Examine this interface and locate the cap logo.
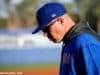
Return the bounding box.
[51,14,56,18]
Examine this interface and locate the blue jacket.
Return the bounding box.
[60,20,100,75]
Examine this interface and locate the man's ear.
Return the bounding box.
[57,17,64,24]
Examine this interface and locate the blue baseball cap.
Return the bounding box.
[32,2,67,34]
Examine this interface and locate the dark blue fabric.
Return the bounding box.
[32,2,67,34]
[60,33,100,75]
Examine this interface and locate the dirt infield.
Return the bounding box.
[0,64,59,75]
[0,68,59,75]
[22,68,59,75]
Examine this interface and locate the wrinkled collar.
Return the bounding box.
[63,20,98,44]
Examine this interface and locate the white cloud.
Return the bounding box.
[58,0,74,3]
[10,0,24,5]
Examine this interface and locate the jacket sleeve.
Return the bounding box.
[73,33,100,75]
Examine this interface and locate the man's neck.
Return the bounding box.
[62,17,75,42]
[65,19,75,35]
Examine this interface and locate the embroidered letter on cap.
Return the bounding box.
[51,14,56,18]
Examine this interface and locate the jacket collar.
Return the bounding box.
[62,20,98,44]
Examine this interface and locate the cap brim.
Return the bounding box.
[32,27,41,34]
[32,25,45,34]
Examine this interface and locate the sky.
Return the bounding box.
[0,0,74,18]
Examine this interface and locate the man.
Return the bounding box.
[32,2,100,75]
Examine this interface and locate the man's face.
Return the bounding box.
[42,19,64,43]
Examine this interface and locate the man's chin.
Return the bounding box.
[51,39,62,43]
[47,36,62,43]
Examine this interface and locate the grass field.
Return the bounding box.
[0,63,59,75]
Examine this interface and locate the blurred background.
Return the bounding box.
[0,0,99,75]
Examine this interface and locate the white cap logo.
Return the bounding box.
[51,14,56,18]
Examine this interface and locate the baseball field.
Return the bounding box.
[0,46,61,75]
[0,63,59,75]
